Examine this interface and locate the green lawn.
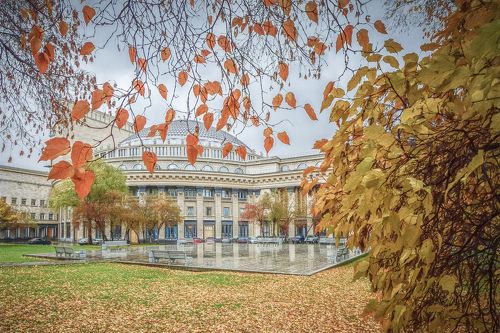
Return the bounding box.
[0,263,379,333]
[0,243,99,263]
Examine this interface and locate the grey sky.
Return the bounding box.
[0,2,427,171]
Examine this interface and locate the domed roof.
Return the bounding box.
[120,119,247,146]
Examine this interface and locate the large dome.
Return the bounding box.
[120,119,247,147]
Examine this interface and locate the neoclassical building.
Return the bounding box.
[1,111,324,242]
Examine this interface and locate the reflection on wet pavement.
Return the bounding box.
[28,244,364,276]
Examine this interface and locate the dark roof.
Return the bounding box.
[120,119,246,146]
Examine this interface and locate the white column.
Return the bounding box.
[232,193,239,238]
[215,193,222,239]
[196,193,203,238]
[177,192,185,239]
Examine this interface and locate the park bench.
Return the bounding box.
[336,247,349,262]
[149,250,192,265]
[54,246,86,259]
[101,240,129,250]
[258,237,282,246]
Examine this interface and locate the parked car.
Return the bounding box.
[78,237,103,245]
[205,237,215,244]
[305,236,319,244]
[248,237,259,244]
[27,238,51,245]
[236,237,249,243]
[289,235,305,244]
[221,238,232,243]
[193,238,204,244]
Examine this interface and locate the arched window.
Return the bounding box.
[133,163,143,170]
[185,164,196,171]
[155,164,161,171]
[118,164,127,171]
[297,163,307,170]
[202,165,213,172]
[315,161,322,167]
[167,163,179,170]
[219,166,229,173]
[234,168,244,174]
[280,165,290,172]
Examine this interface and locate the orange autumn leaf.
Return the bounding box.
[137,58,147,72]
[251,116,260,127]
[235,145,247,160]
[115,109,129,129]
[323,81,334,99]
[82,5,96,25]
[336,33,343,52]
[72,169,94,199]
[304,103,318,120]
[103,82,114,100]
[205,81,222,95]
[285,92,297,108]
[39,137,71,161]
[253,23,265,35]
[196,104,208,117]
[313,138,328,149]
[147,125,158,137]
[44,43,55,61]
[305,1,318,23]
[224,59,238,74]
[278,62,289,81]
[194,54,206,63]
[282,19,297,41]
[264,136,274,153]
[216,113,229,131]
[203,112,214,130]
[128,45,136,63]
[277,131,290,145]
[217,35,232,52]
[186,134,199,165]
[71,141,93,168]
[71,100,90,121]
[133,79,145,96]
[80,42,95,56]
[59,20,68,36]
[356,28,369,50]
[91,89,105,110]
[142,151,157,173]
[158,84,168,99]
[303,166,316,177]
[263,0,276,6]
[178,71,188,86]
[133,115,147,133]
[307,36,319,47]
[48,161,74,180]
[196,144,204,156]
[262,20,277,36]
[206,33,216,49]
[272,94,283,110]
[34,52,49,74]
[343,25,353,46]
[240,73,250,87]
[165,108,175,123]
[157,123,169,141]
[314,41,327,55]
[374,20,387,34]
[222,142,233,158]
[264,127,273,137]
[161,47,171,61]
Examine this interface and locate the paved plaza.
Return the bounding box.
[25,243,363,275]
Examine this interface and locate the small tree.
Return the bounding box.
[240,192,272,236]
[0,200,35,232]
[150,194,182,236]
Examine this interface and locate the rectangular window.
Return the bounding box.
[30,213,36,219]
[184,221,197,238]
[222,189,231,199]
[186,206,195,216]
[0,196,6,202]
[21,198,27,205]
[165,225,178,239]
[40,200,45,207]
[31,199,36,206]
[222,221,233,238]
[238,191,247,200]
[11,197,17,205]
[205,207,212,216]
[40,213,45,220]
[48,213,53,220]
[167,188,177,197]
[223,207,230,217]
[238,222,249,237]
[203,189,214,198]
[185,188,196,198]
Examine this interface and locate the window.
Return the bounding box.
[223,207,230,217]
[205,207,213,216]
[203,189,214,198]
[31,199,36,206]
[186,206,195,216]
[185,188,196,198]
[238,191,247,200]
[185,164,196,171]
[280,165,290,172]
[48,213,53,220]
[167,188,177,197]
[40,213,45,220]
[11,198,17,205]
[167,163,179,170]
[297,163,307,170]
[30,213,36,219]
[118,164,127,170]
[234,168,244,174]
[118,149,126,157]
[222,221,232,238]
[0,196,6,202]
[219,166,229,173]
[239,222,249,237]
[40,200,45,207]
[133,163,143,170]
[165,225,178,239]
[222,189,231,199]
[21,198,27,205]
[184,222,197,238]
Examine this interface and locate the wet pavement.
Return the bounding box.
[25,243,364,275]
